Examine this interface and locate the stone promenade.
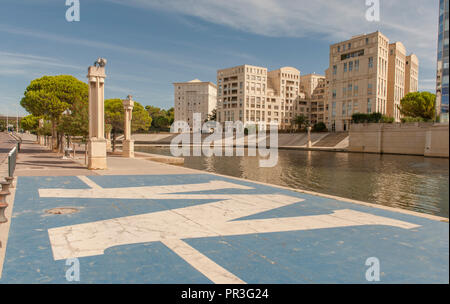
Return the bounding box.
[0,134,448,283]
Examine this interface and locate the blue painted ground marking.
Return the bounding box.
[1,174,448,283]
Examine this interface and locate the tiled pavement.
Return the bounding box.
[0,138,448,284]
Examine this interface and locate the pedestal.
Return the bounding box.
[88,138,107,170]
[123,140,134,158]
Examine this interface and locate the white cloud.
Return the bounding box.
[107,0,437,59]
[106,0,438,89]
[0,25,216,73]
[0,51,83,71]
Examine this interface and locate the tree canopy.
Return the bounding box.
[20,75,89,149]
[57,98,89,138]
[398,92,436,121]
[145,105,174,129]
[293,115,309,130]
[20,75,88,121]
[20,115,40,133]
[105,99,152,134]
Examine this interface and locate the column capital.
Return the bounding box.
[87,66,106,82]
[122,95,135,109]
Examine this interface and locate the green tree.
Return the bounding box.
[293,115,308,131]
[153,115,170,129]
[20,75,89,149]
[166,107,175,125]
[205,109,217,122]
[38,120,52,137]
[0,119,6,132]
[20,114,40,133]
[398,92,436,121]
[312,122,327,132]
[105,99,152,151]
[145,105,173,130]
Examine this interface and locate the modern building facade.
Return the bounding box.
[216,65,302,130]
[436,0,449,122]
[405,54,419,94]
[299,74,327,125]
[387,42,406,122]
[386,43,419,122]
[173,79,217,128]
[328,31,390,131]
[327,31,419,130]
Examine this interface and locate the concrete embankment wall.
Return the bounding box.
[126,133,347,149]
[349,123,449,157]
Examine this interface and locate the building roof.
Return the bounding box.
[173,79,216,87]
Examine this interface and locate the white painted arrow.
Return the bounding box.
[43,177,420,284]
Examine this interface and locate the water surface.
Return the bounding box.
[136,146,449,218]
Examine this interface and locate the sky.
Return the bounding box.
[0,0,441,117]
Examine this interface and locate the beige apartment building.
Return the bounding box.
[328,31,390,131]
[387,43,420,122]
[328,31,419,130]
[173,79,217,128]
[405,54,419,94]
[300,73,327,125]
[387,42,406,122]
[216,65,302,130]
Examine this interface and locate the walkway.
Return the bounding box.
[0,133,18,164]
[0,137,448,283]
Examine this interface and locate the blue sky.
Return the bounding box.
[0,0,440,116]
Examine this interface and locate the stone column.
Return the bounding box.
[122,95,135,158]
[87,59,108,170]
[106,131,112,151]
[38,119,45,145]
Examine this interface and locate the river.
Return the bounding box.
[135,146,449,218]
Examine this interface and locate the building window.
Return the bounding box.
[333,65,337,75]
[344,63,347,72]
[367,98,372,113]
[349,61,353,71]
[369,57,374,68]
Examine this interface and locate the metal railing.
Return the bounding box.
[8,146,17,178]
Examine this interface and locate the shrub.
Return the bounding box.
[312,122,327,132]
[401,116,425,123]
[352,112,394,124]
[380,115,394,123]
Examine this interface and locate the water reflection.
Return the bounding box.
[136,146,449,218]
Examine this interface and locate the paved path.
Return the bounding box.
[0,139,448,283]
[0,132,18,165]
